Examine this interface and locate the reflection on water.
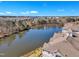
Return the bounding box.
[0,34,16,46]
[18,31,25,39]
[0,26,62,57]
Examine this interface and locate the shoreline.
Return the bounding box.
[21,47,42,57]
[0,23,63,39]
[41,21,79,57]
[0,28,30,39]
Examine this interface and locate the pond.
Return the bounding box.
[0,26,62,57]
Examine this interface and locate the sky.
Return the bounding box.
[0,1,79,16]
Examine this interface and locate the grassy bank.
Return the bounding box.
[21,47,42,57]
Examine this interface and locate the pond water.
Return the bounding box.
[0,26,62,57]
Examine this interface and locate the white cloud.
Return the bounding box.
[0,10,38,15]
[30,11,38,14]
[0,11,16,15]
[57,9,65,12]
[21,11,38,15]
[5,11,12,14]
[21,11,29,14]
[0,12,5,15]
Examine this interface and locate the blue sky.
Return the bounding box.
[0,1,79,16]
